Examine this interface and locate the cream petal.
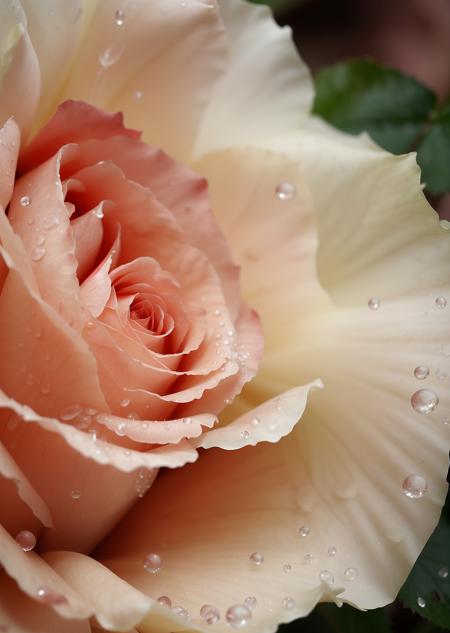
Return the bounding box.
[19,0,84,131]
[43,551,152,632]
[0,440,52,528]
[192,0,313,159]
[0,118,20,208]
[58,0,227,162]
[0,3,40,137]
[195,381,322,450]
[0,573,90,633]
[97,441,344,633]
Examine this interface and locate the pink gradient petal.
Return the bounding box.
[0,119,20,208]
[71,205,104,282]
[80,256,112,318]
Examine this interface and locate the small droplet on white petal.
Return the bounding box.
[303,553,313,564]
[157,596,172,608]
[226,604,252,628]
[282,597,296,610]
[183,417,192,425]
[275,182,296,201]
[435,296,447,309]
[402,474,428,499]
[283,563,292,573]
[200,604,220,624]
[442,416,450,426]
[133,89,144,101]
[251,417,260,426]
[244,596,257,610]
[435,368,448,380]
[414,366,429,380]
[171,606,190,620]
[298,525,310,537]
[20,195,31,206]
[411,389,438,414]
[31,246,46,262]
[344,567,358,581]
[241,430,249,440]
[15,530,36,551]
[319,570,334,584]
[114,8,125,26]
[327,546,337,557]
[36,586,68,605]
[417,596,426,608]
[249,551,264,566]
[368,297,380,310]
[43,216,60,230]
[143,552,162,574]
[438,567,448,579]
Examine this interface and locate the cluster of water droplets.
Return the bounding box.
[17,195,61,263]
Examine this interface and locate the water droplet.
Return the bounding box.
[60,404,83,421]
[15,530,36,551]
[249,551,264,566]
[435,296,447,309]
[275,182,296,201]
[411,389,439,414]
[226,604,252,628]
[36,586,68,605]
[120,399,130,407]
[251,417,260,426]
[157,596,172,607]
[183,417,192,425]
[417,596,426,608]
[99,41,124,68]
[438,567,448,579]
[368,297,380,310]
[414,366,429,380]
[298,525,310,537]
[171,606,190,620]
[36,233,46,246]
[282,597,296,610]
[93,207,104,219]
[344,567,358,581]
[244,596,257,610]
[442,416,450,426]
[435,368,448,380]
[143,552,162,574]
[20,195,31,206]
[71,488,81,500]
[114,8,125,26]
[116,422,127,436]
[200,605,220,624]
[43,216,60,230]
[31,246,46,262]
[303,553,313,564]
[327,546,337,557]
[283,563,292,573]
[402,474,428,498]
[319,570,334,584]
[241,430,249,440]
[133,89,143,101]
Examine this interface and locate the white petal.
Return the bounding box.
[192,0,313,159]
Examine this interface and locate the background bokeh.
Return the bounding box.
[256,1,450,631]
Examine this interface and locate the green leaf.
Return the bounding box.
[399,492,450,629]
[313,60,436,154]
[417,99,450,194]
[319,604,391,633]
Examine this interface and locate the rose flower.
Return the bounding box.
[0,1,449,632]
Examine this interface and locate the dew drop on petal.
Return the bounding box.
[402,474,428,498]
[417,596,426,608]
[133,89,143,101]
[20,195,31,206]
[368,297,380,310]
[36,586,68,605]
[249,551,264,566]
[226,604,252,628]
[298,525,310,537]
[411,389,438,414]
[283,563,292,574]
[282,597,296,610]
[435,296,447,309]
[438,567,448,579]
[251,417,260,426]
[31,246,46,262]
[442,416,450,426]
[171,606,190,620]
[15,530,36,551]
[327,546,337,557]
[114,8,125,26]
[71,488,81,500]
[244,596,257,610]
[241,430,249,440]
[120,399,130,408]
[414,366,429,380]
[43,216,60,230]
[143,552,162,574]
[319,570,334,584]
[344,567,358,581]
[157,596,172,607]
[435,368,448,380]
[60,404,83,421]
[275,182,296,201]
[93,207,104,219]
[183,417,192,425]
[200,604,220,624]
[98,42,124,68]
[303,553,313,564]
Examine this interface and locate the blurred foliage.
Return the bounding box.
[313,60,450,194]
